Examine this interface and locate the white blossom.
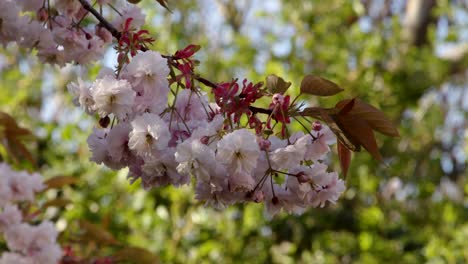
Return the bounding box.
[91,75,136,119]
[175,140,217,183]
[125,50,169,97]
[112,6,146,31]
[67,78,95,114]
[216,129,260,174]
[308,172,346,208]
[128,113,171,156]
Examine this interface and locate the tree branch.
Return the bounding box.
[77,0,276,117]
[77,0,121,40]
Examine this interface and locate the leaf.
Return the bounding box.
[79,220,120,246]
[337,141,352,179]
[300,75,344,96]
[114,247,159,264]
[337,98,356,115]
[299,107,327,120]
[335,114,382,162]
[0,112,35,165]
[44,176,79,189]
[318,109,361,152]
[336,99,400,137]
[155,0,172,12]
[266,74,292,94]
[0,112,33,137]
[42,198,71,209]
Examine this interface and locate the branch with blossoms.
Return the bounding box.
[1,0,398,218]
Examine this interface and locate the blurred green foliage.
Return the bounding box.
[1,0,467,263]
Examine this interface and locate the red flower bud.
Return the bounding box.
[312,121,322,131]
[200,136,209,145]
[37,8,48,22]
[272,196,279,205]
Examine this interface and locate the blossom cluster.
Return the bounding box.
[0,0,147,66]
[2,0,346,215]
[68,48,346,215]
[0,163,62,264]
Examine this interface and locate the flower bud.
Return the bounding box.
[296,172,310,184]
[312,121,322,131]
[271,196,279,205]
[37,8,48,22]
[96,26,113,43]
[253,190,265,203]
[117,53,129,65]
[200,136,209,145]
[99,116,110,128]
[257,138,271,151]
[272,93,284,105]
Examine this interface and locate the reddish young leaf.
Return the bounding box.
[318,108,361,152]
[79,220,120,246]
[335,114,383,162]
[300,75,344,96]
[42,198,72,209]
[44,176,79,190]
[156,0,172,12]
[114,247,159,264]
[336,99,400,137]
[338,141,352,179]
[0,112,35,165]
[337,98,356,115]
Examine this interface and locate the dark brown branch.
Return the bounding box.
[78,0,276,117]
[249,106,272,115]
[77,0,121,40]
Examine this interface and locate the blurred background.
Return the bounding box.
[0,0,467,263]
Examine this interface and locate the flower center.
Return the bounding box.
[109,94,116,104]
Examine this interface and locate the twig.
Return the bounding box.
[77,0,121,39]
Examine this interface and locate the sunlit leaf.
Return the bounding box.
[114,247,159,264]
[44,176,79,190]
[42,198,72,209]
[318,109,361,152]
[335,114,382,162]
[300,75,344,96]
[266,74,291,94]
[336,99,400,137]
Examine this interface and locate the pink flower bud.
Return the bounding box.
[296,172,310,184]
[253,190,265,203]
[312,121,322,131]
[96,26,113,43]
[257,138,271,151]
[272,93,285,105]
[200,136,209,145]
[37,8,48,22]
[118,53,129,65]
